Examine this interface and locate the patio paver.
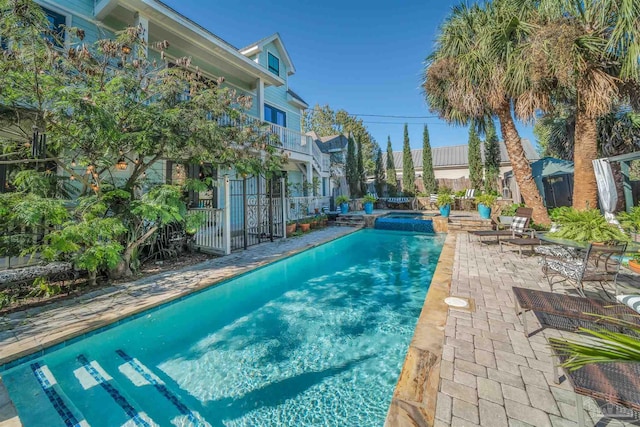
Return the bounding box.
[435,233,640,427]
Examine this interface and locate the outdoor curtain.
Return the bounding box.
[593,158,618,223]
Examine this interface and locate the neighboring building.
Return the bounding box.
[2,0,332,201]
[383,140,540,197]
[307,132,349,197]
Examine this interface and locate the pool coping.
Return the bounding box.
[385,231,457,426]
[0,227,361,369]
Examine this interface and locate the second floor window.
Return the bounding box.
[264,104,286,127]
[268,52,279,75]
[43,7,65,47]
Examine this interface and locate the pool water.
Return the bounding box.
[2,229,445,427]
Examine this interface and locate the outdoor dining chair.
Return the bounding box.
[541,242,628,298]
[469,207,534,243]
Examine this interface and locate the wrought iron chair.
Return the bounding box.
[542,242,628,298]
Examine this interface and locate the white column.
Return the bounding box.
[134,12,149,56]
[257,78,265,121]
[281,177,288,238]
[223,176,231,255]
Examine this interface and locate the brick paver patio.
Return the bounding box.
[435,233,640,427]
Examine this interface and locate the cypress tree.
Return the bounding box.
[346,135,358,196]
[468,126,483,191]
[356,135,366,196]
[385,136,397,196]
[422,124,437,194]
[402,123,416,196]
[374,146,384,196]
[484,119,501,194]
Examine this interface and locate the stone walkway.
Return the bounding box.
[435,233,639,427]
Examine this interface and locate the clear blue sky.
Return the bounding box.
[162,0,537,152]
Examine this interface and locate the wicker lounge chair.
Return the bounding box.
[513,287,640,336]
[541,242,627,297]
[552,352,640,426]
[469,207,534,243]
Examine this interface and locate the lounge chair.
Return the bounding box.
[552,352,640,426]
[541,242,627,297]
[512,287,640,336]
[469,207,534,243]
[499,235,545,257]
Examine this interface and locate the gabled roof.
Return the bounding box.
[239,33,296,76]
[310,133,349,153]
[384,139,539,170]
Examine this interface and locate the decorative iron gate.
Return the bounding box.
[229,176,285,251]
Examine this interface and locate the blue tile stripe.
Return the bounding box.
[115,349,203,427]
[30,362,83,427]
[76,354,151,427]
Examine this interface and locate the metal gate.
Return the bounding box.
[229,176,285,251]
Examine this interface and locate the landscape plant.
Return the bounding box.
[385,137,397,196]
[401,124,416,196]
[468,127,483,191]
[548,208,629,243]
[0,0,284,280]
[422,124,437,195]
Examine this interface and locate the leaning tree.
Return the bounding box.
[424,0,550,224]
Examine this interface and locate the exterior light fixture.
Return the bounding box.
[116,157,128,170]
[122,45,132,55]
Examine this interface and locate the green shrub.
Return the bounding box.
[548,208,629,243]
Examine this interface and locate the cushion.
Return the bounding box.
[545,258,584,281]
[534,245,580,260]
[510,216,528,233]
[616,294,640,314]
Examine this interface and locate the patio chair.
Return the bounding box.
[541,242,627,298]
[499,234,545,257]
[469,207,534,243]
[552,350,640,426]
[458,189,476,210]
[429,193,438,209]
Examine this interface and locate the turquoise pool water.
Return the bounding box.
[2,229,445,427]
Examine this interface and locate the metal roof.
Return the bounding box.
[383,139,539,170]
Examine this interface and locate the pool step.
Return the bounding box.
[2,361,89,427]
[334,214,365,228]
[113,350,209,427]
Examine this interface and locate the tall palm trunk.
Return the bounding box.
[572,112,599,210]
[496,102,550,225]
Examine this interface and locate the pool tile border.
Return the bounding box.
[385,232,457,427]
[0,228,361,371]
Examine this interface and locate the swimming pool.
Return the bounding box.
[2,229,445,426]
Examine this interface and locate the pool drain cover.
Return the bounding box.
[444,297,469,308]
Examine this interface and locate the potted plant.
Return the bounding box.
[475,193,497,220]
[299,218,311,232]
[436,193,453,218]
[548,208,629,244]
[336,195,350,214]
[319,213,328,227]
[628,253,640,274]
[363,194,376,214]
[617,206,640,242]
[286,220,297,234]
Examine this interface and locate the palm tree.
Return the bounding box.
[530,0,640,210]
[424,0,551,224]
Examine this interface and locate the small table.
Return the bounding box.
[537,234,588,249]
[512,287,640,336]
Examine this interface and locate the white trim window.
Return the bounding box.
[42,6,67,48]
[264,103,286,127]
[267,52,279,76]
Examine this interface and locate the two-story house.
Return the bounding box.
[4,0,334,251]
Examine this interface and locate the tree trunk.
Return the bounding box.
[495,102,550,225]
[572,112,599,210]
[108,225,159,280]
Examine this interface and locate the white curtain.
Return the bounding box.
[593,158,618,223]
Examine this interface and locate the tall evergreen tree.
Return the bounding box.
[484,119,501,194]
[385,136,397,196]
[402,124,416,196]
[346,135,358,196]
[356,136,366,196]
[421,124,437,194]
[468,126,483,191]
[374,146,385,196]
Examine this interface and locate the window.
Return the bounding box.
[268,52,279,75]
[42,7,66,47]
[264,104,286,127]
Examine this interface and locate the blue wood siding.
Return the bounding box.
[43,0,94,19]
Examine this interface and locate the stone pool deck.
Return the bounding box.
[430,233,640,427]
[2,225,640,426]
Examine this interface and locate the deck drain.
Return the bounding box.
[444,297,469,308]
